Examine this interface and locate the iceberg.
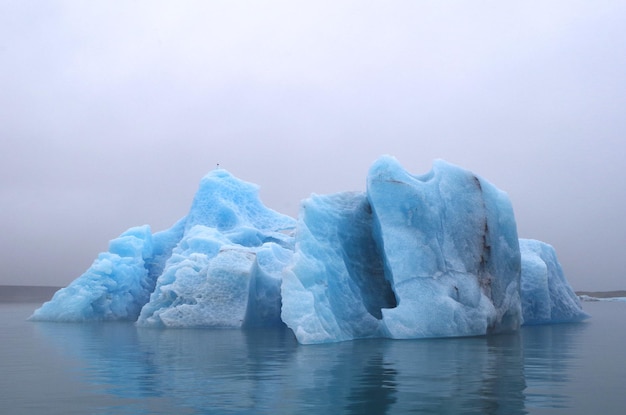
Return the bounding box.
[280,192,396,343]
[31,156,588,343]
[30,223,184,321]
[519,239,589,324]
[135,168,295,328]
[282,157,522,343]
[31,169,296,326]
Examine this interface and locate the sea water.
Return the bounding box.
[1,299,624,414]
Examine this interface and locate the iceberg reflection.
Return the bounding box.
[33,319,585,414]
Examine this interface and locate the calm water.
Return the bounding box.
[1,301,625,414]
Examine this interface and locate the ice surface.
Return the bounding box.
[135,169,296,328]
[368,157,523,338]
[30,222,183,321]
[519,239,589,324]
[280,192,396,343]
[282,156,522,343]
[32,169,295,326]
[31,157,585,343]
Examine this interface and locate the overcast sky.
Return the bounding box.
[1,0,624,291]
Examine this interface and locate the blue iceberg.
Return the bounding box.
[30,223,183,321]
[519,239,589,324]
[31,169,295,326]
[135,169,295,328]
[280,192,397,343]
[31,156,588,343]
[282,157,523,343]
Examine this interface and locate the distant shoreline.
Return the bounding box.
[1,285,625,303]
[0,285,62,303]
[575,290,626,299]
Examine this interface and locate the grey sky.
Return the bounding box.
[1,1,624,291]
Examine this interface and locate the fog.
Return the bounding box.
[1,1,625,290]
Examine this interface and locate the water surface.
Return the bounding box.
[1,301,624,414]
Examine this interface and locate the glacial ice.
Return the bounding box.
[280,192,396,343]
[135,168,296,328]
[519,239,589,324]
[32,169,296,326]
[30,156,588,343]
[30,223,184,321]
[368,157,522,338]
[282,157,522,343]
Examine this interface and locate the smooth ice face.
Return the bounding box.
[367,156,522,339]
[136,169,295,328]
[30,223,184,322]
[283,156,523,343]
[281,192,396,344]
[520,239,589,324]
